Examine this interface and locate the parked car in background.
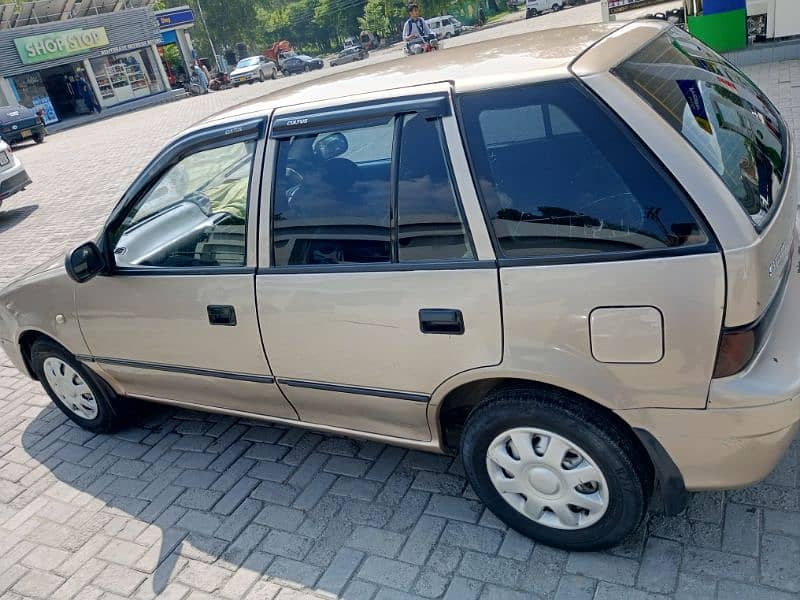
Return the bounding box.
[343,36,359,48]
[330,46,369,66]
[427,15,463,39]
[526,0,566,18]
[0,139,32,208]
[230,56,278,86]
[2,22,799,553]
[0,105,46,145]
[281,55,324,75]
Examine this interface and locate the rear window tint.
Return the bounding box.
[458,80,710,259]
[615,28,788,231]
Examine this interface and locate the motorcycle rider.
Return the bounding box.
[403,3,432,53]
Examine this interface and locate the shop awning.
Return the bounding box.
[0,0,157,30]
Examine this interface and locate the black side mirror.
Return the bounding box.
[65,242,105,283]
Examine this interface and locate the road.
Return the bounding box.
[0,6,798,600]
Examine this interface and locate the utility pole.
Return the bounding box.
[194,0,221,72]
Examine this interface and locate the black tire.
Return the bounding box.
[259,71,265,82]
[460,386,653,551]
[233,83,240,87]
[304,65,310,72]
[30,339,129,433]
[271,69,277,80]
[33,133,45,144]
[552,2,561,10]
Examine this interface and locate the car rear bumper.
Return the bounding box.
[0,168,32,201]
[3,123,45,144]
[621,396,799,491]
[620,217,800,491]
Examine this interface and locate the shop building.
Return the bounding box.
[0,2,170,124]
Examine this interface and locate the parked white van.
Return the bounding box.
[427,15,463,39]
[526,0,566,18]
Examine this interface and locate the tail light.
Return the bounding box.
[713,328,757,378]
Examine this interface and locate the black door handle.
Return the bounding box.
[207,305,237,326]
[419,309,464,335]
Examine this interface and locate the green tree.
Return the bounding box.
[358,0,404,38]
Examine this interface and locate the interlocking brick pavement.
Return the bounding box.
[0,23,799,600]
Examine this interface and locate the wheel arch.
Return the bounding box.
[431,372,687,515]
[17,329,70,380]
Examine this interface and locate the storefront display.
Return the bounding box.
[90,49,164,106]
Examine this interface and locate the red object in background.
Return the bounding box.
[264,40,293,62]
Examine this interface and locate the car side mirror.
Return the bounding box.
[65,242,106,283]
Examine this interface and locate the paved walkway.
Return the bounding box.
[0,15,798,600]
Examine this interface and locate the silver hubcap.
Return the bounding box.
[486,427,609,530]
[42,357,98,420]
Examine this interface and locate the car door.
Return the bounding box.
[256,89,502,441]
[76,119,297,420]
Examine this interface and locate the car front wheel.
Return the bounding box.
[460,387,653,551]
[31,339,130,433]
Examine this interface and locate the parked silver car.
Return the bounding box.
[230,56,278,86]
[0,139,32,208]
[1,22,798,551]
[330,46,369,67]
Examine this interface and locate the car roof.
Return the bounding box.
[201,21,662,128]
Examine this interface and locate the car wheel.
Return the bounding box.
[552,2,561,10]
[460,387,653,551]
[444,32,452,39]
[304,65,310,72]
[33,133,44,144]
[271,69,277,80]
[31,339,130,433]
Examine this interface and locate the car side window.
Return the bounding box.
[112,140,256,268]
[271,110,475,267]
[272,119,395,266]
[398,114,472,262]
[458,81,710,259]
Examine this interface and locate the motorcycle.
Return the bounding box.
[404,33,440,56]
[209,72,231,92]
[180,75,203,96]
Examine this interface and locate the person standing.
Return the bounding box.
[193,60,209,94]
[76,74,101,114]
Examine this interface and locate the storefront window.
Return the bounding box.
[90,48,164,106]
[10,72,58,124]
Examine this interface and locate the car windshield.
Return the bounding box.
[615,28,788,231]
[236,57,259,68]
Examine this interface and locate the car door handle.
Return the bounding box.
[419,309,464,335]
[207,305,237,326]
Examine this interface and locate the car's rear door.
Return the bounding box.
[76,120,297,420]
[255,87,502,441]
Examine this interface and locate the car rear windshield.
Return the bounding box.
[615,28,788,231]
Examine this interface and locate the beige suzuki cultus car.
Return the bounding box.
[1,21,798,550]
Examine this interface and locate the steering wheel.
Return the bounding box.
[285,166,303,187]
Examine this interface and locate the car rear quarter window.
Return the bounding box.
[458,80,710,260]
[614,28,788,231]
